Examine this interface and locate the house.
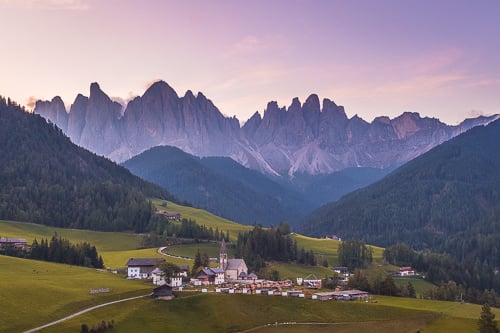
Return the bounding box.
[0,237,27,250]
[332,266,350,276]
[151,267,165,285]
[155,210,181,221]
[152,264,188,287]
[126,258,165,279]
[399,266,415,276]
[197,267,225,285]
[219,239,248,281]
[153,284,173,300]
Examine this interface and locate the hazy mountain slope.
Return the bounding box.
[122,146,309,225]
[286,167,393,206]
[0,97,173,232]
[298,119,500,264]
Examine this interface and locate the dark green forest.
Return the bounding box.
[384,243,500,305]
[234,223,316,273]
[300,119,500,266]
[0,97,173,232]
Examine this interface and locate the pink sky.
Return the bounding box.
[1,0,499,124]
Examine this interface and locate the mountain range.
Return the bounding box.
[34,81,499,177]
[298,118,500,265]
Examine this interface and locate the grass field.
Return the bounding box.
[3,213,500,333]
[37,293,438,333]
[151,199,253,241]
[0,255,151,333]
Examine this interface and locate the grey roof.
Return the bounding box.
[201,268,215,276]
[126,258,165,267]
[211,268,225,274]
[226,259,246,270]
[248,273,258,279]
[151,267,163,274]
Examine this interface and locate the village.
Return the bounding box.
[125,238,374,302]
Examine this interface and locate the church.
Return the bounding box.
[219,238,248,280]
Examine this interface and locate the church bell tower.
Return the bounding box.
[219,238,228,270]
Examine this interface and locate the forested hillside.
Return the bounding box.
[299,119,500,266]
[0,97,173,232]
[123,146,310,226]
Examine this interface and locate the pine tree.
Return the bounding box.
[478,303,500,333]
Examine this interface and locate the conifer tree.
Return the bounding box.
[478,303,499,333]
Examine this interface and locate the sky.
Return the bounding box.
[0,0,499,125]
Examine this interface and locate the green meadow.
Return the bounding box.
[151,199,253,240]
[34,293,437,333]
[2,211,500,333]
[0,255,151,333]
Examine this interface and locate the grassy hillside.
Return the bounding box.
[0,255,151,332]
[35,293,437,333]
[0,220,192,269]
[151,199,252,241]
[26,292,500,333]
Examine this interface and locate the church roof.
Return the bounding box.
[226,259,246,270]
[220,238,227,254]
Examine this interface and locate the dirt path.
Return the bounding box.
[23,294,151,333]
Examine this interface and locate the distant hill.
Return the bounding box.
[0,97,173,232]
[123,146,312,226]
[298,119,500,266]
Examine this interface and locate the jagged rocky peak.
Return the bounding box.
[32,81,499,176]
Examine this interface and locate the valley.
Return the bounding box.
[0,215,494,333]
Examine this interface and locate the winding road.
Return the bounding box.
[23,294,151,333]
[157,246,193,260]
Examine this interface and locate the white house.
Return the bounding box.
[126,258,165,279]
[399,266,415,276]
[151,267,186,287]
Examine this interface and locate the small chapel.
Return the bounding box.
[219,238,248,280]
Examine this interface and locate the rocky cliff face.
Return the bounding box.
[35,81,499,176]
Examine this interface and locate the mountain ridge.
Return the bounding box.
[34,81,499,176]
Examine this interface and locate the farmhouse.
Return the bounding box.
[0,237,27,250]
[398,266,415,276]
[126,258,165,279]
[152,284,173,300]
[155,210,181,221]
[196,267,225,285]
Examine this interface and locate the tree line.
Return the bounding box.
[1,234,104,269]
[384,243,500,306]
[234,223,316,273]
[142,216,230,247]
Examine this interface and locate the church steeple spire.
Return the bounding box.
[219,238,227,270]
